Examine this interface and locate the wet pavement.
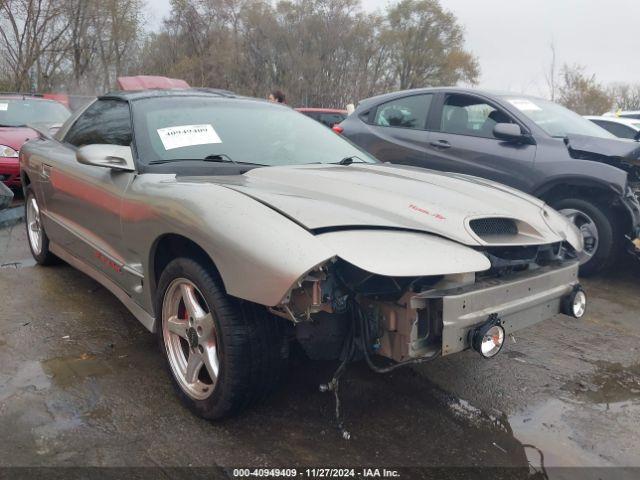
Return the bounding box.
[1,222,639,478]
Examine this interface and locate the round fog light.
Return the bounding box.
[479,325,505,358]
[470,320,505,359]
[563,286,587,319]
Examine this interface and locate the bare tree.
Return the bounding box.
[0,0,69,91]
[609,83,640,111]
[544,41,557,101]
[558,64,613,115]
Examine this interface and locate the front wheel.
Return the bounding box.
[24,187,57,265]
[551,197,620,276]
[155,257,289,419]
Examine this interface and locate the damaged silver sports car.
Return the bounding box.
[20,90,587,420]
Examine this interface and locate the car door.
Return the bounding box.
[360,93,434,165]
[40,99,135,288]
[423,92,537,193]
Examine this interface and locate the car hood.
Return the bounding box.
[0,126,38,151]
[187,163,576,248]
[566,134,640,164]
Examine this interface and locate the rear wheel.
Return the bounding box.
[156,257,289,419]
[25,187,57,265]
[551,197,620,276]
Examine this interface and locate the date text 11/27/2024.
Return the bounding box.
[232,468,401,478]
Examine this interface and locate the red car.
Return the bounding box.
[0,95,70,188]
[295,108,348,128]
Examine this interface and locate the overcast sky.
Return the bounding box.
[145,0,640,96]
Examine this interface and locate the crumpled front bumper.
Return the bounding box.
[398,261,579,359]
[368,260,580,362]
[433,261,579,356]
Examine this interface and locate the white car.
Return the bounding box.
[586,115,640,140]
[603,110,640,120]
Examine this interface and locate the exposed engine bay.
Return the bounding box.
[272,241,575,364]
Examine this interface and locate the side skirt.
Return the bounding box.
[50,242,157,332]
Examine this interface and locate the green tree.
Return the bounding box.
[382,0,479,90]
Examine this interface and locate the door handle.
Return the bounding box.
[430,140,451,149]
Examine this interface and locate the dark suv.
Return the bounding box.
[338,87,640,275]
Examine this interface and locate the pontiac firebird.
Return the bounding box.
[20,89,586,419]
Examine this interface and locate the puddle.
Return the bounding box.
[564,361,640,406]
[510,398,610,468]
[0,361,51,401]
[509,361,640,470]
[41,353,114,388]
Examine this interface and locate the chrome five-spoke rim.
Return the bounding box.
[559,208,599,264]
[162,278,220,400]
[26,196,43,255]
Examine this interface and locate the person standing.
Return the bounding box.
[268,90,286,104]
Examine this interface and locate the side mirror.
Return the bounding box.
[634,130,640,142]
[76,144,135,172]
[48,124,62,137]
[493,123,528,143]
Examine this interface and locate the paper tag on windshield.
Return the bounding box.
[0,103,8,111]
[508,99,541,112]
[157,124,221,150]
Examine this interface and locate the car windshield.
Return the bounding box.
[0,98,70,127]
[132,97,377,166]
[502,96,616,139]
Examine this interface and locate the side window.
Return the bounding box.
[592,120,636,139]
[64,100,132,147]
[373,94,432,130]
[441,94,514,139]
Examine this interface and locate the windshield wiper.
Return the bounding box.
[149,155,267,166]
[0,123,26,128]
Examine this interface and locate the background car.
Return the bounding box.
[603,110,640,120]
[0,95,70,188]
[337,87,640,275]
[586,115,640,140]
[295,107,347,128]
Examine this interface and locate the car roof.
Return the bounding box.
[100,88,239,102]
[356,87,545,109]
[585,115,640,129]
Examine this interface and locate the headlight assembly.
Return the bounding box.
[0,145,19,158]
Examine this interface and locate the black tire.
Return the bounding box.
[551,197,621,276]
[155,257,289,419]
[24,187,58,265]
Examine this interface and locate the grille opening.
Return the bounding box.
[470,217,518,238]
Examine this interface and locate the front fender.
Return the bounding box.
[533,162,628,198]
[125,176,335,309]
[125,176,493,312]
